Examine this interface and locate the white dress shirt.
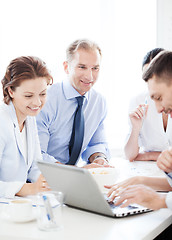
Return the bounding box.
[126,91,172,152]
[20,125,28,164]
[166,192,172,210]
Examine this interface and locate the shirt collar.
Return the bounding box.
[62,78,89,102]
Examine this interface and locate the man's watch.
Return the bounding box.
[93,155,108,162]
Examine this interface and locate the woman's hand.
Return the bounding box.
[16,174,50,197]
[32,174,50,193]
[129,104,148,130]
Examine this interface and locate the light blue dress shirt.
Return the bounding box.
[36,79,109,164]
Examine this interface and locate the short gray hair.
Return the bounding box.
[66,39,102,62]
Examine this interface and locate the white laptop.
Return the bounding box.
[37,161,152,218]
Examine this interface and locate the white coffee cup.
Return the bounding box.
[7,199,33,221]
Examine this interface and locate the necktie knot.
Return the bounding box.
[76,96,84,107]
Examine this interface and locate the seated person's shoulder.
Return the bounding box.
[0,104,11,121]
[88,90,107,116]
[129,91,149,110]
[130,91,148,103]
[46,82,62,106]
[47,82,61,95]
[0,104,14,135]
[90,88,106,103]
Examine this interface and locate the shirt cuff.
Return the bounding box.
[82,144,109,163]
[42,152,58,164]
[4,182,25,198]
[165,192,172,210]
[165,172,172,187]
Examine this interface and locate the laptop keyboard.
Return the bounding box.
[104,194,151,217]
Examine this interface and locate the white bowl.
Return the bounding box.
[88,167,118,193]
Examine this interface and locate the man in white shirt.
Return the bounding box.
[107,51,172,211]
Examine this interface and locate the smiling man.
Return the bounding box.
[107,51,172,212]
[36,39,110,168]
[144,51,172,182]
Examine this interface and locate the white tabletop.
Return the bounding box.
[0,158,171,240]
[0,204,171,240]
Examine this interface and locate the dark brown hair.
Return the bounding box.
[1,56,53,104]
[142,48,164,69]
[143,50,172,85]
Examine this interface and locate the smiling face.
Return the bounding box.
[64,49,101,95]
[148,75,172,117]
[8,77,48,125]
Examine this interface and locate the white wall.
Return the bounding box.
[0,0,157,152]
[157,0,172,50]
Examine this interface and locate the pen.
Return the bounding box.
[0,201,9,204]
[141,98,148,122]
[145,97,148,105]
[42,195,54,221]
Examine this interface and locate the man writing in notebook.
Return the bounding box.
[36,39,110,168]
[106,50,172,211]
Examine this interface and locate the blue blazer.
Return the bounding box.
[0,102,41,198]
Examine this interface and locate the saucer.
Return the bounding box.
[2,212,36,223]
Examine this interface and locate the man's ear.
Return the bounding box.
[63,61,69,74]
[7,87,14,98]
